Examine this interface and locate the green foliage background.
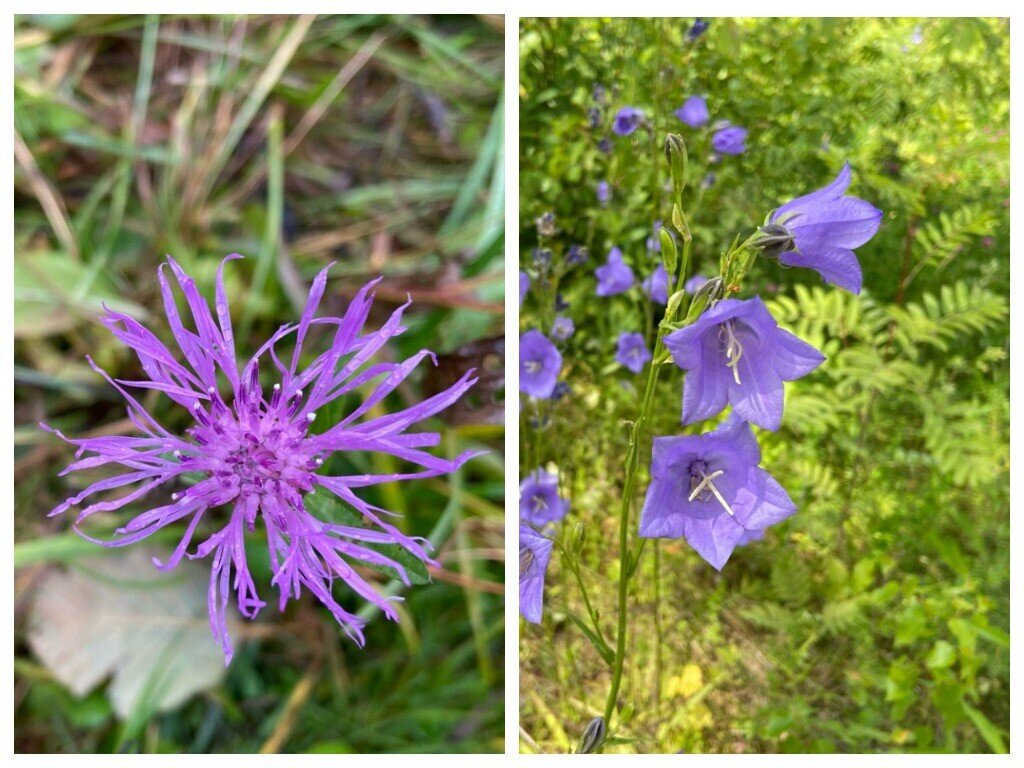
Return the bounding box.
[518,17,1008,754]
[14,14,504,754]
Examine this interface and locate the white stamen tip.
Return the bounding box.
[296,389,304,398]
[171,492,180,500]
[273,383,281,390]
[207,386,216,394]
[173,450,182,458]
[306,412,317,422]
[192,401,202,410]
[315,458,324,466]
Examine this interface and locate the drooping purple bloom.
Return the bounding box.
[638,416,796,570]
[612,107,644,136]
[519,271,530,306]
[595,247,635,297]
[520,468,570,528]
[687,18,710,40]
[596,180,611,206]
[43,256,479,661]
[551,315,575,342]
[711,125,747,155]
[642,264,670,305]
[616,332,652,374]
[768,162,883,294]
[675,96,709,128]
[685,274,709,293]
[520,329,562,399]
[520,524,553,624]
[664,296,824,431]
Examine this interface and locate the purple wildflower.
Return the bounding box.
[616,332,652,374]
[520,468,570,528]
[592,83,606,104]
[642,264,670,305]
[551,315,575,342]
[551,381,571,401]
[768,163,883,294]
[595,247,635,297]
[519,271,530,306]
[685,274,709,293]
[587,106,602,129]
[675,96,709,128]
[43,256,478,661]
[687,18,710,40]
[612,107,644,136]
[597,137,613,154]
[520,525,553,624]
[638,416,796,570]
[646,220,663,252]
[566,244,590,266]
[664,296,824,431]
[520,330,562,399]
[597,180,611,206]
[712,125,748,155]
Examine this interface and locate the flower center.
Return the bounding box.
[530,494,548,514]
[520,546,535,577]
[718,321,745,385]
[687,459,734,516]
[525,359,542,374]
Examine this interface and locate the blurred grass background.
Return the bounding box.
[14,14,504,753]
[518,17,1008,754]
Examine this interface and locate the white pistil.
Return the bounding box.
[688,469,735,516]
[173,450,182,458]
[171,492,180,501]
[306,412,316,422]
[273,383,281,391]
[721,321,745,385]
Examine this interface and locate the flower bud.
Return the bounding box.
[535,212,556,238]
[568,521,587,555]
[685,276,724,322]
[659,227,678,275]
[576,716,607,754]
[664,133,688,200]
[751,223,796,260]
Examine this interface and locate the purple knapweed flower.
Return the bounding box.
[595,247,635,297]
[551,315,575,342]
[520,329,562,399]
[43,256,479,661]
[687,18,710,40]
[675,96,709,128]
[685,274,709,293]
[616,332,652,374]
[519,271,530,306]
[520,468,570,529]
[768,162,883,294]
[596,180,611,206]
[520,524,553,624]
[612,107,644,136]
[642,264,670,305]
[712,125,747,155]
[664,296,824,431]
[638,416,796,570]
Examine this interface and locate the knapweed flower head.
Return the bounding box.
[44,256,479,662]
[768,162,883,294]
[711,124,748,155]
[519,271,530,306]
[520,468,570,529]
[612,106,644,136]
[519,524,553,624]
[616,332,652,375]
[520,329,562,399]
[664,296,824,431]
[551,315,575,342]
[642,264,670,305]
[638,415,796,570]
[595,247,635,297]
[596,180,611,206]
[675,96,709,128]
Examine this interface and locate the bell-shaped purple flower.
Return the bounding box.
[664,296,824,431]
[519,271,530,306]
[675,96,709,128]
[596,180,611,206]
[43,256,479,661]
[712,125,747,155]
[520,329,562,399]
[616,332,652,374]
[612,107,644,136]
[595,247,635,297]
[642,264,670,305]
[638,416,796,570]
[551,315,575,342]
[687,18,710,40]
[768,163,883,294]
[520,525,553,624]
[520,468,570,528]
[685,273,709,293]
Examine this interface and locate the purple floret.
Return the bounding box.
[616,332,652,374]
[595,247,635,297]
[520,468,570,528]
[712,125,747,155]
[44,256,479,662]
[612,107,644,136]
[520,329,562,399]
[675,96,709,128]
[520,524,553,624]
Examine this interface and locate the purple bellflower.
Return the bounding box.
[712,125,748,155]
[642,264,670,305]
[43,256,479,661]
[520,329,562,399]
[596,180,611,206]
[551,315,575,342]
[612,107,644,136]
[616,332,652,374]
[638,416,796,570]
[687,18,710,40]
[664,296,824,431]
[646,220,663,252]
[520,525,553,624]
[520,468,570,529]
[595,247,635,297]
[675,96,709,128]
[685,274,709,293]
[519,271,530,306]
[768,163,883,294]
